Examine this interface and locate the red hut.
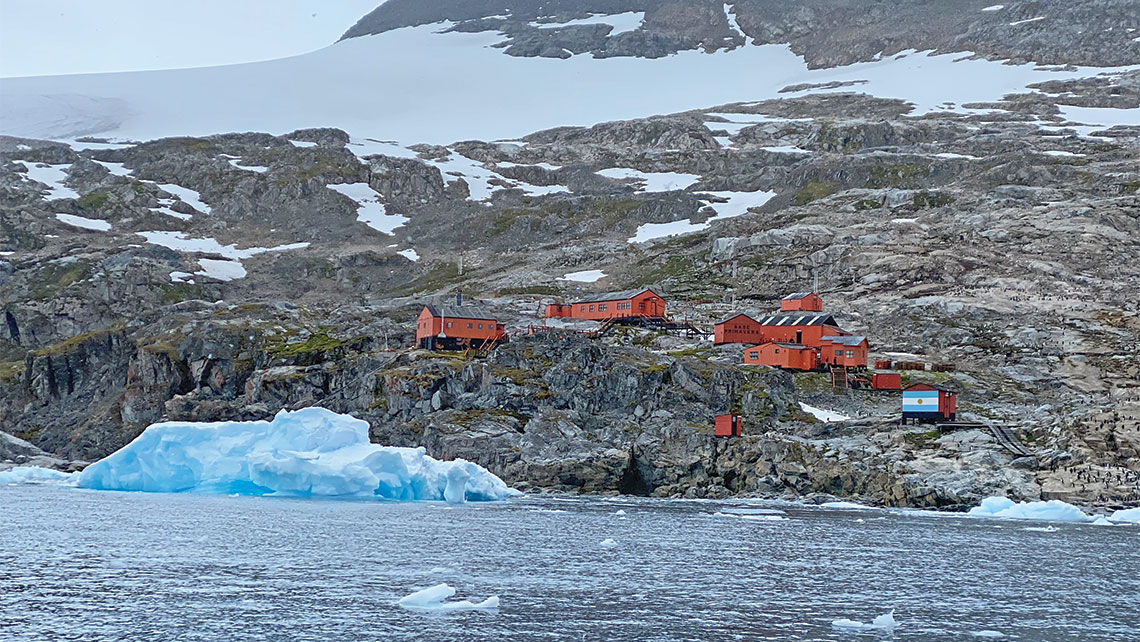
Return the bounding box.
[416,305,507,351]
[743,342,819,371]
[872,372,902,390]
[714,414,742,437]
[780,292,823,312]
[545,288,666,321]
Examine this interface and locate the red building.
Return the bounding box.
[714,312,844,346]
[780,292,823,312]
[545,288,666,321]
[416,305,507,351]
[819,335,869,368]
[743,342,819,371]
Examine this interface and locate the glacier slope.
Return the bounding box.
[2,23,1137,144]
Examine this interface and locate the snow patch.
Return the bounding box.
[1041,150,1085,157]
[288,140,317,148]
[599,538,618,549]
[397,248,420,262]
[967,496,1094,523]
[169,271,195,284]
[799,402,850,422]
[558,269,606,283]
[326,182,408,235]
[397,584,499,612]
[76,407,520,501]
[935,152,978,160]
[597,167,700,192]
[531,12,644,36]
[94,160,132,177]
[55,213,111,231]
[1009,16,1046,26]
[15,162,79,200]
[195,258,247,281]
[981,4,1005,11]
[157,183,211,214]
[627,189,773,244]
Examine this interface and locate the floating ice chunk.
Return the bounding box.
[614,509,627,516]
[1091,516,1115,527]
[1023,525,1058,533]
[76,407,520,502]
[832,610,897,631]
[0,466,75,485]
[819,501,877,510]
[397,583,499,612]
[967,497,1094,523]
[599,538,618,549]
[972,631,1005,638]
[1109,507,1140,524]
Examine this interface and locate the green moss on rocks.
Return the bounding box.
[794,181,839,205]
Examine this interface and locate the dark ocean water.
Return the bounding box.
[1,485,1137,641]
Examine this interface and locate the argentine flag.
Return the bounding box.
[903,390,940,413]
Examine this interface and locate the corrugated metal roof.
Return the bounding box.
[573,288,660,304]
[757,313,837,327]
[822,335,867,346]
[716,312,758,325]
[423,304,498,321]
[783,292,816,300]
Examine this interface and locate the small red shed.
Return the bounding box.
[743,342,819,371]
[714,414,742,437]
[780,292,824,312]
[872,372,902,390]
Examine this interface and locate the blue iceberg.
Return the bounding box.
[76,407,519,502]
[966,497,1094,523]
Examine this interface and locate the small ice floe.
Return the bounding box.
[972,631,1005,638]
[614,509,627,516]
[397,584,499,612]
[1091,516,1115,527]
[1023,525,1058,533]
[820,501,877,510]
[855,518,866,523]
[599,538,618,549]
[967,497,1094,523]
[0,466,74,485]
[715,507,787,521]
[831,610,898,631]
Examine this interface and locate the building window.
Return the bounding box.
[467,323,473,329]
[639,302,645,310]
[478,324,484,329]
[599,304,607,311]
[447,322,453,328]
[580,306,586,312]
[847,350,855,358]
[589,305,594,312]
[750,352,758,360]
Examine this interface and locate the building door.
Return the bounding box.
[795,330,803,343]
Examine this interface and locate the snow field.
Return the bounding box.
[55,213,111,231]
[326,182,408,234]
[558,269,606,283]
[15,162,79,200]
